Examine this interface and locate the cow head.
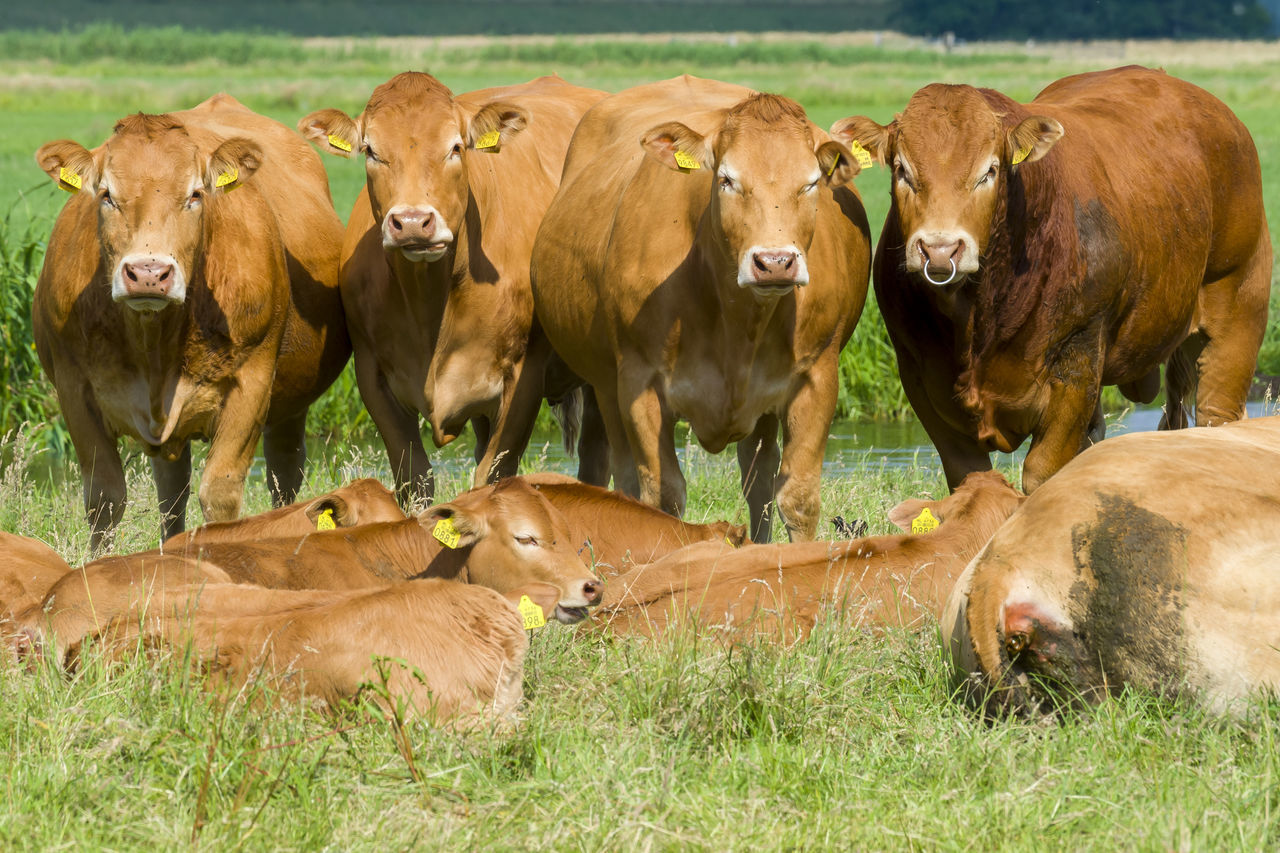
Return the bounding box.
[418,478,603,623]
[36,114,262,313]
[831,85,1062,287]
[298,72,527,264]
[640,93,858,299]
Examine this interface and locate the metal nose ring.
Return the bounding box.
[921,256,958,286]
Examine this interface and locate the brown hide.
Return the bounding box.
[597,470,1022,643]
[34,94,349,551]
[532,76,872,543]
[834,66,1270,493]
[0,532,72,628]
[163,478,406,549]
[298,75,605,504]
[72,580,563,724]
[943,417,1280,717]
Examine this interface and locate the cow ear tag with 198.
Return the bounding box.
[433,516,462,548]
[518,596,547,631]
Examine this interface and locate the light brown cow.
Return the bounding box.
[0,532,72,626]
[832,66,1271,494]
[943,417,1280,717]
[71,579,562,725]
[34,95,350,551]
[531,76,872,543]
[297,74,606,505]
[163,478,405,550]
[522,472,748,574]
[598,470,1023,642]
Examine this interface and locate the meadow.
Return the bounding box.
[2,28,1280,849]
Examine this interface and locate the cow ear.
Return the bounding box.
[297,108,362,159]
[35,140,98,194]
[888,498,941,532]
[1007,116,1063,167]
[205,137,262,194]
[305,495,352,529]
[640,121,712,172]
[467,102,528,153]
[829,116,891,166]
[816,140,860,187]
[419,504,484,548]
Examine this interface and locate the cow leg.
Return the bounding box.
[737,413,781,542]
[200,356,276,523]
[898,357,991,490]
[355,354,432,507]
[1023,380,1100,493]
[1084,399,1105,449]
[775,360,839,541]
[576,387,611,486]
[1160,335,1203,430]
[57,381,126,553]
[614,372,685,515]
[152,443,192,541]
[262,410,308,507]
[472,417,493,468]
[474,345,546,487]
[1193,248,1271,426]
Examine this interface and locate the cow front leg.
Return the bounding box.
[199,360,275,524]
[474,343,545,487]
[1023,381,1100,493]
[737,413,780,542]
[576,386,611,486]
[617,368,685,516]
[355,351,432,508]
[263,410,307,506]
[152,443,192,542]
[58,380,126,553]
[775,361,838,541]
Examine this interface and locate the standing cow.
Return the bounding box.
[832,66,1271,492]
[532,76,871,542]
[297,73,605,506]
[34,95,349,551]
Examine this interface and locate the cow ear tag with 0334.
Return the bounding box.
[518,596,547,631]
[911,507,939,534]
[327,133,353,153]
[433,516,462,548]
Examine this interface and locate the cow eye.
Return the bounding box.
[801,179,819,195]
[185,189,203,209]
[100,189,118,210]
[718,174,737,193]
[449,142,463,159]
[515,534,538,546]
[893,161,915,192]
[364,144,383,165]
[975,164,998,189]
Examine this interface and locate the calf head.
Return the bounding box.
[419,478,603,623]
[640,93,858,299]
[36,114,262,313]
[831,85,1062,287]
[302,478,406,529]
[299,72,528,264]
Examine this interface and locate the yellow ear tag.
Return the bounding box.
[214,168,238,189]
[316,508,336,531]
[58,167,82,192]
[725,536,737,548]
[673,150,701,170]
[911,507,939,535]
[433,517,462,549]
[475,130,501,150]
[1011,146,1032,166]
[827,154,842,178]
[327,133,353,153]
[518,595,548,631]
[848,140,875,170]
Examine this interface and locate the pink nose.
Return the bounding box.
[386,209,437,245]
[751,250,799,282]
[121,259,176,298]
[581,579,603,606]
[917,239,962,275]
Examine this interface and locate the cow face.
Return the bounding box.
[831,85,1062,287]
[36,115,261,313]
[641,93,858,300]
[298,73,528,264]
[419,478,603,624]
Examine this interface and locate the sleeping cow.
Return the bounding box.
[532,76,871,542]
[297,74,605,504]
[943,417,1280,716]
[833,66,1271,492]
[34,95,349,551]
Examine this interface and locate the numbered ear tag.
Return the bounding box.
[827,154,842,177]
[911,507,939,535]
[673,150,701,170]
[1011,146,1032,166]
[327,133,353,152]
[58,167,82,192]
[316,508,336,531]
[214,168,238,189]
[518,595,547,630]
[725,536,737,548]
[848,140,875,169]
[475,130,501,149]
[433,516,462,549]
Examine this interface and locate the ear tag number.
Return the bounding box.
[433,517,461,548]
[316,508,336,531]
[673,150,701,170]
[848,140,874,169]
[58,167,82,192]
[518,595,548,631]
[214,168,238,189]
[327,133,353,152]
[1011,146,1032,166]
[475,130,501,150]
[911,507,939,535]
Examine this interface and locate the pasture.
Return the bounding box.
[2,30,1280,849]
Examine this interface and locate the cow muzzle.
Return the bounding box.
[382,205,454,262]
[112,254,187,311]
[906,230,981,285]
[737,244,809,294]
[553,577,604,624]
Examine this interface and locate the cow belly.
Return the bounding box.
[431,359,504,429]
[669,371,791,452]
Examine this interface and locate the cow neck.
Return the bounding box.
[368,518,470,582]
[695,209,785,345]
[388,248,452,339]
[121,303,189,445]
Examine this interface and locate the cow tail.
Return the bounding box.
[552,388,583,457]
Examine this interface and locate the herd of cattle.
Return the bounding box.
[2,63,1276,724]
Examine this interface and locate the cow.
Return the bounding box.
[521,472,748,574]
[831,66,1271,494]
[597,470,1023,643]
[34,94,350,551]
[69,579,563,725]
[0,532,72,629]
[20,477,603,663]
[942,417,1280,717]
[162,478,405,549]
[531,76,872,543]
[296,73,606,506]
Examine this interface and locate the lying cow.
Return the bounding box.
[532,76,872,543]
[35,95,349,550]
[832,66,1271,493]
[70,579,562,725]
[298,74,605,504]
[0,532,72,627]
[598,470,1023,643]
[943,417,1280,716]
[163,478,405,549]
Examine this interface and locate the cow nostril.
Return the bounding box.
[158,268,170,282]
[754,255,768,272]
[125,266,138,282]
